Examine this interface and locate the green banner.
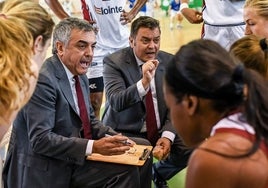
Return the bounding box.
[189,0,203,8]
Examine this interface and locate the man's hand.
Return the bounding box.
[92,134,135,155]
[152,137,171,160]
[141,59,159,89]
[181,8,203,24]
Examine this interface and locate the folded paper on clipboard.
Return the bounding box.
[87,145,152,166]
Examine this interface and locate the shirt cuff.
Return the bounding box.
[85,140,94,156]
[137,80,148,98]
[161,131,176,143]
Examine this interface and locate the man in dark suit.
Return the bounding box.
[102,16,192,188]
[3,17,152,188]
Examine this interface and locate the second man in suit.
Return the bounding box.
[102,16,193,188]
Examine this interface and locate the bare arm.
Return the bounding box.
[45,0,70,20]
[120,0,148,25]
[180,0,203,24]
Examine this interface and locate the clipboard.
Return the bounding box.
[87,145,152,166]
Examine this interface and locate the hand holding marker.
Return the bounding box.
[105,134,132,145]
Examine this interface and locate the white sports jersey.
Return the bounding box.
[84,0,129,49]
[203,0,245,26]
[84,0,130,79]
[202,0,245,50]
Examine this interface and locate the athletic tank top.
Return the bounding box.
[203,0,245,26]
[211,113,268,157]
[83,0,129,49]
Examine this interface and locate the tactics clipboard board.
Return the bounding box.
[87,145,152,166]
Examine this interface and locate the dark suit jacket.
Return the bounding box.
[102,47,176,136]
[3,54,118,188]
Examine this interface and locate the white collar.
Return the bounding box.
[210,113,255,136]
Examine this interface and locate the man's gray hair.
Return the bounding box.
[52,17,97,54]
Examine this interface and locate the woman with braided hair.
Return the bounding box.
[164,39,268,188]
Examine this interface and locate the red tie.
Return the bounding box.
[145,88,159,146]
[80,0,92,22]
[74,76,92,139]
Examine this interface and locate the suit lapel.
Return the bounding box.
[52,55,78,115]
[154,55,165,120]
[155,61,165,98]
[124,48,141,82]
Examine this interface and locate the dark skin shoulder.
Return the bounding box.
[186,133,268,188]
